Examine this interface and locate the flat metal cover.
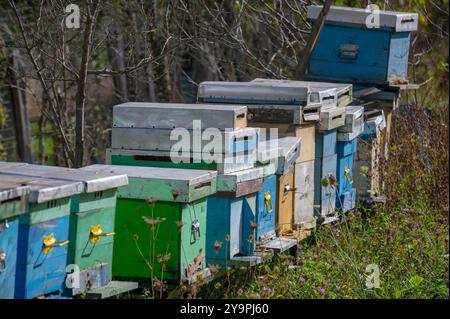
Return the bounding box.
[308,5,418,32]
[113,102,247,130]
[218,167,263,184]
[198,81,308,104]
[0,163,128,193]
[258,137,301,162]
[80,164,217,185]
[252,78,352,97]
[0,174,82,203]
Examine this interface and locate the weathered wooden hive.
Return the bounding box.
[336,105,365,213]
[353,109,387,200]
[251,78,353,107]
[313,128,338,223]
[206,167,264,267]
[306,5,419,87]
[0,162,137,298]
[110,102,258,174]
[198,81,322,125]
[80,164,217,285]
[0,170,82,299]
[257,137,301,236]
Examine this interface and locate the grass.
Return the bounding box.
[197,105,449,299]
[198,202,448,299]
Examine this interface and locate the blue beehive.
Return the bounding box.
[339,188,356,213]
[313,154,337,218]
[0,182,29,299]
[206,167,263,267]
[336,151,354,195]
[306,5,418,87]
[242,164,278,255]
[0,173,82,299]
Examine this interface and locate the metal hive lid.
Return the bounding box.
[197,81,309,105]
[218,167,263,185]
[307,5,418,32]
[0,174,82,203]
[113,102,247,112]
[258,137,301,162]
[0,163,128,193]
[80,164,217,186]
[252,78,352,95]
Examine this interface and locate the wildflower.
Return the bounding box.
[402,208,413,212]
[175,220,184,232]
[413,222,421,230]
[157,253,171,266]
[142,216,166,230]
[328,175,338,188]
[214,240,223,254]
[209,264,219,275]
[300,277,306,283]
[319,288,326,294]
[152,278,164,290]
[313,255,319,260]
[145,198,158,205]
[215,282,222,289]
[196,274,204,283]
[133,233,139,241]
[321,177,330,188]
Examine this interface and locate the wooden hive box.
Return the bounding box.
[313,154,338,220]
[197,81,320,125]
[336,139,357,210]
[0,173,82,299]
[257,137,301,234]
[113,102,248,131]
[306,5,418,87]
[252,78,353,107]
[241,126,316,230]
[0,182,29,299]
[353,110,386,200]
[206,167,263,267]
[0,163,136,298]
[112,127,259,155]
[81,164,217,285]
[241,162,278,255]
[107,148,256,174]
[293,160,316,230]
[318,107,346,131]
[339,188,357,213]
[337,110,361,210]
[315,129,337,158]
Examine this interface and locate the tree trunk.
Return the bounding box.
[75,1,99,168]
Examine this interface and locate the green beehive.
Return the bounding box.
[0,162,137,298]
[79,164,217,285]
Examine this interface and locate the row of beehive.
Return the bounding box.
[0,4,417,299]
[0,97,382,299]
